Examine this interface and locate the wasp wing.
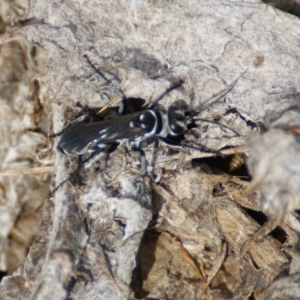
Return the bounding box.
[58,110,158,155]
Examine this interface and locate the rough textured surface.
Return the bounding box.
[0,0,300,299]
[0,0,50,279]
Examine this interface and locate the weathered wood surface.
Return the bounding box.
[0,1,300,299]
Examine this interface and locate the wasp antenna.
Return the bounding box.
[160,137,218,156]
[193,118,240,136]
[149,79,184,109]
[84,54,125,100]
[197,69,247,115]
[50,130,65,138]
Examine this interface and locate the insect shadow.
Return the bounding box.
[53,55,245,193]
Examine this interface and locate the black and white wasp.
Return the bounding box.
[57,55,240,156]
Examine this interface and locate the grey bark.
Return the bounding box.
[0,0,300,299]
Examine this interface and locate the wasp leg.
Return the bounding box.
[131,145,147,176]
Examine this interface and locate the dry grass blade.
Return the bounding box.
[0,166,54,177]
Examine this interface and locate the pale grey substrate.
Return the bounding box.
[1,1,300,299]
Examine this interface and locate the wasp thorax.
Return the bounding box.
[167,105,187,136]
[130,111,156,132]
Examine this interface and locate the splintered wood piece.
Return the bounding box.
[216,198,289,282]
